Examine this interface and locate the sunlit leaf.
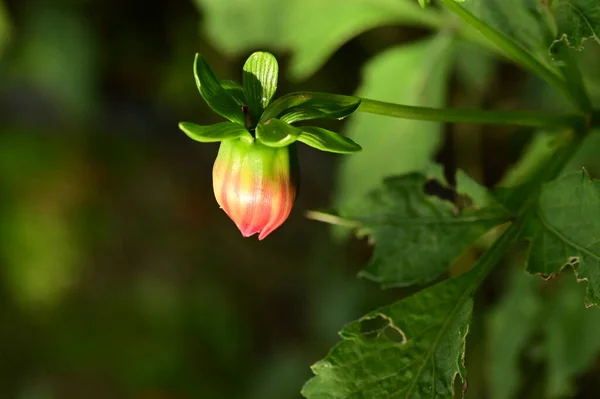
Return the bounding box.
[256,118,301,147]
[262,92,360,123]
[296,127,361,154]
[338,172,510,287]
[193,0,443,80]
[242,51,279,122]
[335,35,454,206]
[178,122,251,143]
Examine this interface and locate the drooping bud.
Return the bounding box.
[212,138,299,240]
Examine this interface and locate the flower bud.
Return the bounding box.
[212,138,299,240]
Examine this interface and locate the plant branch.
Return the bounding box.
[437,0,581,110]
[356,98,585,128]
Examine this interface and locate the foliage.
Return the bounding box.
[3,0,600,398]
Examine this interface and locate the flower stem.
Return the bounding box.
[357,98,586,128]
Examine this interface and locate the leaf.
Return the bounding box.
[338,172,511,287]
[296,127,361,154]
[178,121,251,143]
[220,80,247,107]
[193,0,443,80]
[278,102,360,125]
[256,118,301,147]
[335,35,454,207]
[487,269,541,399]
[194,54,245,125]
[302,215,523,399]
[523,169,600,307]
[302,271,474,399]
[542,274,600,398]
[242,51,279,122]
[262,92,360,123]
[550,0,600,52]
[458,0,556,69]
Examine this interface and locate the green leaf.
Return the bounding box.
[296,127,361,154]
[194,54,245,125]
[242,51,279,122]
[302,215,523,399]
[542,274,600,398]
[256,118,301,147]
[220,80,247,107]
[262,92,361,123]
[338,172,511,287]
[302,272,473,398]
[193,0,443,80]
[335,35,454,206]
[458,0,556,70]
[524,169,600,307]
[550,0,600,52]
[279,102,360,125]
[178,121,251,143]
[487,269,541,399]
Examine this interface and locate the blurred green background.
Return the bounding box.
[1,1,600,398]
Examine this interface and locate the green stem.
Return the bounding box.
[357,97,585,128]
[438,0,580,110]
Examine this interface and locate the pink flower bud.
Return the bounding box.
[212,138,299,240]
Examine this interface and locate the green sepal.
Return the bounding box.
[220,79,247,107]
[178,121,252,143]
[297,126,362,154]
[194,54,245,125]
[279,101,361,124]
[256,118,301,147]
[243,51,279,123]
[261,92,361,123]
[417,0,431,8]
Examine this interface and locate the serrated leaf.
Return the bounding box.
[550,0,600,52]
[256,118,301,147]
[178,121,250,143]
[262,92,360,123]
[302,275,473,398]
[303,215,523,399]
[242,51,279,122]
[487,269,541,399]
[339,173,511,287]
[193,0,443,80]
[296,127,361,154]
[524,169,600,307]
[194,54,245,125]
[220,80,247,107]
[335,35,454,207]
[542,274,600,398]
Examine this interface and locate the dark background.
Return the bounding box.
[1,1,600,399]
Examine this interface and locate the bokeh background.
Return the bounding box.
[1,1,600,399]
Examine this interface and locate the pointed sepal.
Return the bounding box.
[194,54,245,125]
[297,126,362,154]
[179,121,252,143]
[261,92,361,123]
[256,118,301,147]
[243,51,279,123]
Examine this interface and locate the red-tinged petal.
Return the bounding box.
[212,138,299,239]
